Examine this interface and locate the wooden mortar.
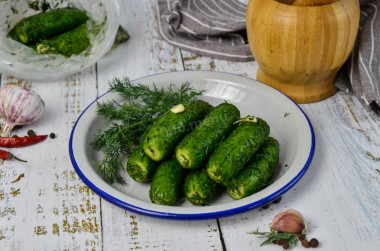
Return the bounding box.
[246,0,360,103]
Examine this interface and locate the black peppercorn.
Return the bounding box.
[273,197,282,204]
[301,240,310,248]
[282,242,289,250]
[298,234,306,241]
[27,130,36,137]
[309,238,319,248]
[261,204,270,209]
[277,239,285,245]
[49,133,56,139]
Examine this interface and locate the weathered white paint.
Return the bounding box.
[0,67,102,250]
[0,0,379,250]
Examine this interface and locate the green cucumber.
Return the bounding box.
[184,169,220,205]
[8,8,88,45]
[227,137,280,200]
[126,145,157,182]
[149,159,186,206]
[175,103,240,169]
[36,23,90,57]
[143,100,212,162]
[206,116,270,185]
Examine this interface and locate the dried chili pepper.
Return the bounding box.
[0,149,27,162]
[0,135,48,148]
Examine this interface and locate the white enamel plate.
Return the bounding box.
[69,71,315,220]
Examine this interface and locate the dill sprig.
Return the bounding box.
[91,77,204,184]
[249,228,301,249]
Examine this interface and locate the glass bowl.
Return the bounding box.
[0,0,120,81]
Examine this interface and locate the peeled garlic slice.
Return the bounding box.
[170,104,185,113]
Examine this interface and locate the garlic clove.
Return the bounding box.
[170,104,185,113]
[271,209,308,234]
[0,85,45,137]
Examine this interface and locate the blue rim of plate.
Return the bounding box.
[69,70,315,220]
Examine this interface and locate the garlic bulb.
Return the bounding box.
[271,209,308,234]
[0,85,45,137]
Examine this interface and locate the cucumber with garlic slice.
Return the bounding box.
[175,103,240,169]
[206,116,270,185]
[143,100,212,162]
[227,137,280,200]
[127,145,157,182]
[8,8,88,45]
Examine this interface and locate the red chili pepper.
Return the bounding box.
[0,135,48,148]
[0,149,27,162]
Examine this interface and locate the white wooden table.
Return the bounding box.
[1,1,379,250]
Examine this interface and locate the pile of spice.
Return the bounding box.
[0,85,54,162]
[251,209,320,250]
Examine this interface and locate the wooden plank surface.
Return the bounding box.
[0,0,379,250]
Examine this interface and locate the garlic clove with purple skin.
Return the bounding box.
[0,85,45,137]
[271,209,308,234]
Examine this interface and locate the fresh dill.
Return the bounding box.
[91,77,204,184]
[27,0,52,12]
[249,228,301,249]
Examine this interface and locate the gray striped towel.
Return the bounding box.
[157,0,254,62]
[157,0,380,114]
[336,0,380,115]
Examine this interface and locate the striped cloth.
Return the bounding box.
[157,0,380,114]
[156,0,253,62]
[336,0,380,115]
